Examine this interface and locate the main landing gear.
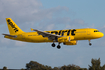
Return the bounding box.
[89,39,92,46]
[51,42,61,49]
[52,43,56,47]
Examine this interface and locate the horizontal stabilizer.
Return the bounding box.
[2,34,17,38]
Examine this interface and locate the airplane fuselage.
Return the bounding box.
[5,28,103,43]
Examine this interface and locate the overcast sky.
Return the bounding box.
[0,0,105,69]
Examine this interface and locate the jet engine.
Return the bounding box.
[63,40,77,45]
[58,36,70,42]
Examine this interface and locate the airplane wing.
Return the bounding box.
[2,34,17,38]
[31,28,63,41]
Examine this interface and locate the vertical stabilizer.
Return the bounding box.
[6,18,24,35]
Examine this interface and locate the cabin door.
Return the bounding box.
[87,29,90,35]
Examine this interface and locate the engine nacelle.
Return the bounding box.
[58,36,70,42]
[58,36,74,42]
[63,40,77,45]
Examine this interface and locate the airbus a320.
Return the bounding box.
[3,18,104,49]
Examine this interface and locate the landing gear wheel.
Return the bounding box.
[52,43,55,47]
[88,39,92,46]
[57,45,61,49]
[89,43,92,46]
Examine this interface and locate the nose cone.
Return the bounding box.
[100,33,104,37]
[95,32,104,38]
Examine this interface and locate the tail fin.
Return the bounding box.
[6,18,24,35]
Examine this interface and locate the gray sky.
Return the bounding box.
[0,0,105,69]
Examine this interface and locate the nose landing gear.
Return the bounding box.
[89,39,92,46]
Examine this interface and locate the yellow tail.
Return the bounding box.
[6,18,24,35]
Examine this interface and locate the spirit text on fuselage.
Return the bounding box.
[47,29,76,36]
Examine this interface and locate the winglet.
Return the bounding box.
[31,28,33,31]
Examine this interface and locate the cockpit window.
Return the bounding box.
[94,30,99,32]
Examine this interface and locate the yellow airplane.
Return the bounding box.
[3,18,104,49]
